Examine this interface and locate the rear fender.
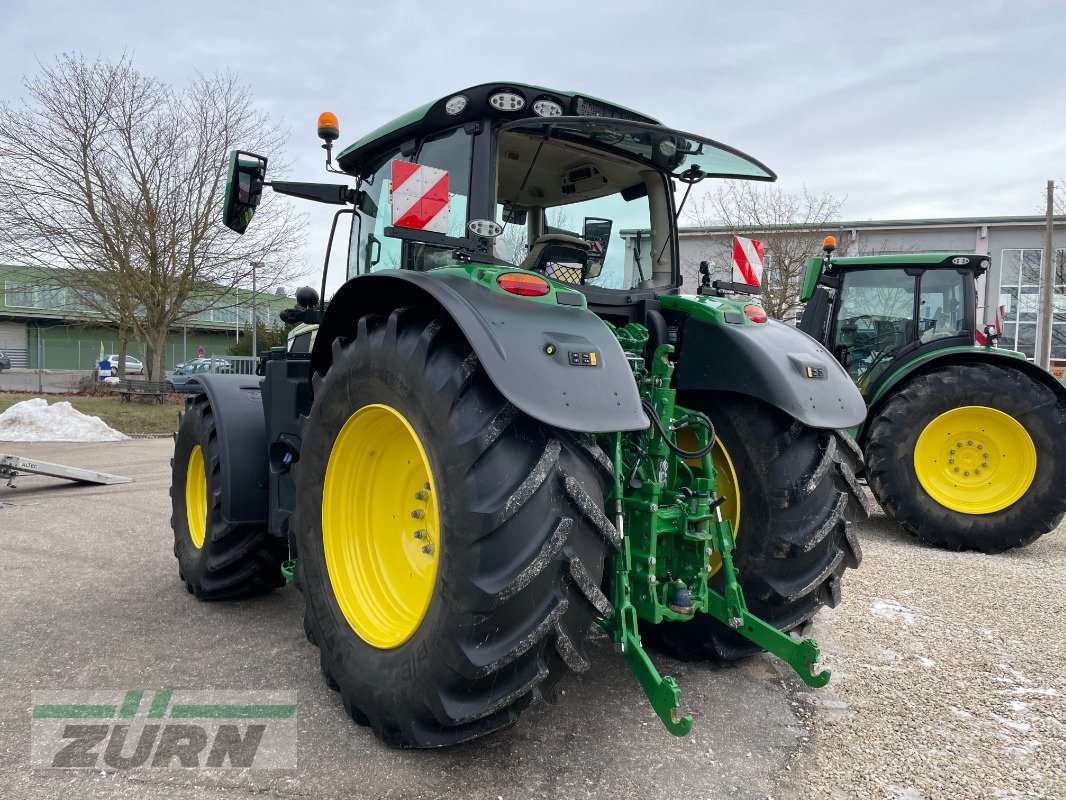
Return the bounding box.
[310,270,648,433]
[185,373,269,526]
[674,317,867,429]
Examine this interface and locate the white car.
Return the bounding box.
[104,354,144,375]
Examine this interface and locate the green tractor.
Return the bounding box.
[170,83,868,747]
[798,240,1066,552]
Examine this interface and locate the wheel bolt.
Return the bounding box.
[421,543,434,555]
[957,442,963,448]
[415,490,428,500]
[411,509,425,519]
[424,482,431,490]
[964,471,970,476]
[949,449,955,455]
[413,529,427,539]
[977,444,984,450]
[954,467,960,472]
[967,440,973,446]
[975,469,981,475]
[948,458,955,464]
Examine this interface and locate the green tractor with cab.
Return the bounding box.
[170,83,868,747]
[798,240,1066,552]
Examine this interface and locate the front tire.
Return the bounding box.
[294,309,618,748]
[644,394,868,661]
[170,396,288,599]
[865,364,1066,552]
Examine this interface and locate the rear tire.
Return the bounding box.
[865,364,1066,552]
[294,309,618,748]
[643,395,868,661]
[170,396,288,599]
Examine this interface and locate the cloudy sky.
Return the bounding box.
[2,0,1063,291]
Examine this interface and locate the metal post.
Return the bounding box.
[37,325,43,393]
[1036,180,1055,370]
[251,261,262,358]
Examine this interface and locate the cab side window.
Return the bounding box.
[348,127,474,277]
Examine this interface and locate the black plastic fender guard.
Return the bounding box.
[674,318,867,429]
[310,270,649,433]
[185,374,269,525]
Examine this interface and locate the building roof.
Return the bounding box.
[674,215,1066,236]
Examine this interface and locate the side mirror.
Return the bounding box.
[223,150,268,234]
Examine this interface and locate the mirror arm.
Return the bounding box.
[267,181,356,205]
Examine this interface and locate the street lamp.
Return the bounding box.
[250,261,263,358]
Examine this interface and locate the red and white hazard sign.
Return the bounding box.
[390,160,450,233]
[731,235,764,287]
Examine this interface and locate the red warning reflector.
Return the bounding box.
[497,272,550,297]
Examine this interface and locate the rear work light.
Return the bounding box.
[497,272,550,297]
[743,304,768,323]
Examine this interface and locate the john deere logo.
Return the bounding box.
[30,690,296,769]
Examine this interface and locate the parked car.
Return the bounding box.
[0,351,11,373]
[165,358,232,390]
[104,354,144,375]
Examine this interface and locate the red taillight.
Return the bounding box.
[497,272,550,297]
[743,304,768,323]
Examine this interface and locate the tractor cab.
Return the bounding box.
[798,243,989,395]
[228,83,774,318]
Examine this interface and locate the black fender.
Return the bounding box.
[309,270,648,433]
[185,373,269,526]
[861,348,1066,442]
[674,318,867,429]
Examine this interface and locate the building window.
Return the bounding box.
[999,248,1066,358]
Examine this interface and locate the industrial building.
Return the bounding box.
[0,264,292,370]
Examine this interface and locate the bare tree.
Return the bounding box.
[0,54,306,378]
[687,182,844,319]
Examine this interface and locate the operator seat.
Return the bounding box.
[519,233,594,285]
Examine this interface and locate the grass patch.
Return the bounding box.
[0,392,183,436]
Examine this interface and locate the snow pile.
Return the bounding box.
[0,398,129,442]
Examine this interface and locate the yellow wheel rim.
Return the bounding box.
[913,405,1037,515]
[185,445,207,549]
[679,430,741,577]
[322,404,440,649]
[708,439,741,577]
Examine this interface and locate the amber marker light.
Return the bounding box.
[823,235,837,252]
[497,272,550,297]
[317,111,340,142]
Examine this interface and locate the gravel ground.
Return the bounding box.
[793,500,1066,800]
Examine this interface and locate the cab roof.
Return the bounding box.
[827,253,990,273]
[335,82,662,177]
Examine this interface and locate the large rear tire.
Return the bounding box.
[293,309,617,748]
[170,396,287,599]
[644,394,868,661]
[865,364,1066,552]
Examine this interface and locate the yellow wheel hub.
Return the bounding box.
[322,403,440,649]
[913,405,1037,515]
[185,444,207,549]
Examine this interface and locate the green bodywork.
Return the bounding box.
[800,251,991,303]
[659,292,762,326]
[866,344,1026,409]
